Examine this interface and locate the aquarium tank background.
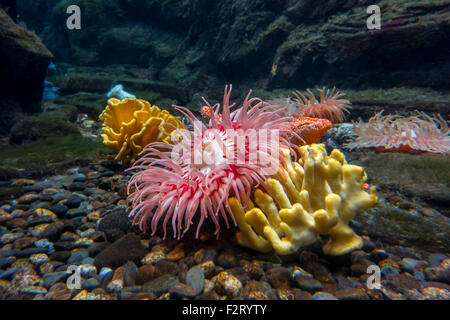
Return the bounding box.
[0,0,448,303]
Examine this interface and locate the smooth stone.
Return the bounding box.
[82,278,100,290]
[65,194,83,209]
[67,249,89,265]
[335,288,370,300]
[186,266,205,294]
[312,292,339,300]
[169,283,198,298]
[0,256,16,269]
[94,234,146,270]
[428,254,448,267]
[295,275,323,293]
[43,272,69,289]
[0,267,17,280]
[40,222,65,241]
[50,203,68,217]
[142,274,179,297]
[65,208,88,219]
[400,258,423,273]
[97,209,129,234]
[68,182,86,191]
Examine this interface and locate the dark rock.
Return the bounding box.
[136,264,161,285]
[43,272,69,289]
[0,256,15,269]
[65,208,88,219]
[104,229,125,243]
[6,218,28,229]
[335,288,370,300]
[88,242,110,258]
[295,276,323,294]
[94,234,146,270]
[67,249,89,265]
[82,278,100,291]
[266,267,291,290]
[50,251,71,262]
[169,283,198,299]
[142,274,179,297]
[428,254,448,267]
[68,182,86,192]
[0,8,52,115]
[97,209,129,234]
[53,241,75,251]
[40,222,64,241]
[65,194,83,209]
[424,267,450,284]
[49,203,68,217]
[155,260,177,276]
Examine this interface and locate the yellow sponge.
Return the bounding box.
[99,98,183,163]
[229,144,377,256]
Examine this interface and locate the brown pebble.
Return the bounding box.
[136,264,161,285]
[335,288,370,300]
[6,218,28,229]
[13,236,37,250]
[166,242,185,261]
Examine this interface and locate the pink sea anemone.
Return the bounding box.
[292,87,351,123]
[127,85,295,239]
[345,110,450,153]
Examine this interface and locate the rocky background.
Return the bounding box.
[16,0,450,94]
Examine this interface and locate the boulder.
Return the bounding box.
[0,8,53,114]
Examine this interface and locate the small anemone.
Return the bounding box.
[292,87,351,123]
[345,110,450,154]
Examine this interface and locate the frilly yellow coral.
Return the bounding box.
[229,144,377,256]
[99,98,183,162]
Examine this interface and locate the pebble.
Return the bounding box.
[428,254,448,267]
[67,249,90,265]
[169,283,198,298]
[29,253,49,266]
[82,278,100,290]
[186,266,205,294]
[142,274,179,296]
[295,276,323,293]
[40,222,65,241]
[335,288,370,300]
[267,267,291,290]
[166,242,185,261]
[213,271,242,299]
[0,256,16,269]
[46,282,72,300]
[312,292,339,300]
[43,272,69,289]
[399,257,424,273]
[142,251,166,265]
[136,264,160,285]
[198,260,216,278]
[94,234,146,269]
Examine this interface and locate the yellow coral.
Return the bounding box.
[99,98,183,162]
[229,144,377,256]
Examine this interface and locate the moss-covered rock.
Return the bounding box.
[0,134,111,168]
[9,113,80,144]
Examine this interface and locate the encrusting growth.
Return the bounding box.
[229,144,378,256]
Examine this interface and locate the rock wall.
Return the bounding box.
[0,8,52,127]
[17,0,450,94]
